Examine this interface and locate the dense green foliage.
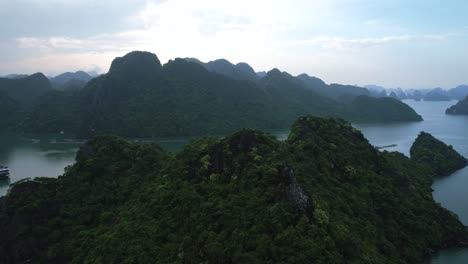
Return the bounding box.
[0,73,52,107]
[21,90,83,134]
[446,95,468,115]
[297,73,370,102]
[6,51,423,138]
[0,116,466,263]
[410,131,468,176]
[0,91,20,129]
[348,95,423,122]
[56,79,88,91]
[0,73,53,131]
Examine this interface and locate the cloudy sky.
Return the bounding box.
[1,0,468,88]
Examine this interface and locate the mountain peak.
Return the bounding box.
[27,72,50,82]
[186,58,258,81]
[163,58,209,75]
[50,71,92,85]
[211,58,232,65]
[263,69,299,83]
[236,62,254,70]
[297,73,327,87]
[235,62,258,80]
[109,51,162,76]
[288,116,364,144]
[183,57,204,65]
[265,68,282,77]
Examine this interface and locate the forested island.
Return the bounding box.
[0,116,466,263]
[446,96,468,115]
[411,132,468,176]
[0,51,422,138]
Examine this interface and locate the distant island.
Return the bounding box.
[446,96,468,115]
[0,116,466,263]
[410,131,468,176]
[423,89,452,101]
[0,51,422,138]
[366,85,468,101]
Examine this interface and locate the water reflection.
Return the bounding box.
[0,134,79,196]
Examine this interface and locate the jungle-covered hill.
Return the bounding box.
[446,96,468,116]
[410,131,468,176]
[0,116,465,263]
[2,51,422,137]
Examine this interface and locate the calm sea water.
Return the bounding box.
[0,134,79,196]
[355,100,468,264]
[0,100,467,262]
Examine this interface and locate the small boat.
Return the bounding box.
[0,166,10,179]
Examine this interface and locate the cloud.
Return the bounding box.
[3,0,468,87]
[13,0,321,72]
[281,34,449,50]
[281,35,410,50]
[16,31,151,53]
[365,19,383,26]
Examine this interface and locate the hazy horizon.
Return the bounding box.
[1,0,468,89]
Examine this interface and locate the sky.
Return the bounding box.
[1,0,468,88]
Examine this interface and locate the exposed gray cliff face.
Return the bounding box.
[281,166,313,217]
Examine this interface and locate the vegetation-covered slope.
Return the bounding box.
[0,116,466,263]
[0,73,53,106]
[21,90,84,133]
[80,56,280,137]
[0,74,54,131]
[410,131,468,176]
[13,51,423,137]
[0,91,20,129]
[348,95,423,122]
[446,96,468,115]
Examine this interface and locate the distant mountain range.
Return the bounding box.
[3,74,30,79]
[49,71,93,91]
[1,51,422,137]
[366,85,468,101]
[3,71,97,91]
[0,73,52,106]
[184,58,259,81]
[186,58,371,102]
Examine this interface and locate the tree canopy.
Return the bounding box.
[2,51,423,137]
[0,116,465,263]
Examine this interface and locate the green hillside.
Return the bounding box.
[0,116,465,263]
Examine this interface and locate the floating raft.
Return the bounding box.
[375,144,397,150]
